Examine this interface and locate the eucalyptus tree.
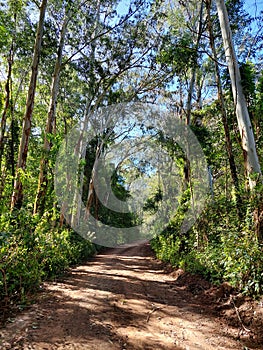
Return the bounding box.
[69,0,172,225]
[11,0,48,209]
[31,0,174,220]
[0,4,15,198]
[0,9,14,171]
[215,0,263,242]
[34,1,167,219]
[205,0,241,210]
[215,0,261,185]
[34,0,74,215]
[184,0,205,125]
[0,1,36,205]
[158,0,210,123]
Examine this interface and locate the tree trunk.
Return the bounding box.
[85,143,102,220]
[184,0,204,211]
[0,44,13,170]
[11,0,47,210]
[215,0,263,241]
[71,0,102,226]
[0,41,14,200]
[206,0,241,214]
[34,13,69,215]
[185,0,204,125]
[215,0,262,188]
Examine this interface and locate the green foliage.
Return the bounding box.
[151,234,182,266]
[0,210,96,305]
[7,0,24,15]
[151,192,263,297]
[143,187,163,214]
[240,62,256,108]
[0,24,9,50]
[156,33,197,75]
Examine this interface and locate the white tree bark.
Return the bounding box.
[186,0,204,125]
[11,0,47,209]
[215,0,262,189]
[34,11,69,215]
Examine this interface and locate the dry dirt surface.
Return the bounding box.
[1,240,263,350]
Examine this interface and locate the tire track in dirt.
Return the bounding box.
[0,240,257,349]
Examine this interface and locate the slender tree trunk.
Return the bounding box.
[85,143,102,219]
[71,0,102,226]
[215,0,262,187]
[186,72,196,126]
[184,0,204,216]
[215,0,263,241]
[10,119,16,184]
[185,0,204,125]
[70,99,92,228]
[196,74,204,110]
[34,13,69,215]
[0,45,13,170]
[178,77,184,121]
[11,0,47,210]
[206,0,241,213]
[0,41,14,200]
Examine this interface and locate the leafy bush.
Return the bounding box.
[0,209,96,306]
[151,194,263,297]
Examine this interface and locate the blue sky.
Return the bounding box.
[116,0,130,16]
[116,1,263,21]
[244,0,263,58]
[244,0,263,16]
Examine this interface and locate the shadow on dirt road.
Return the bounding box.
[0,240,260,349]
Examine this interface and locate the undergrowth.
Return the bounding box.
[0,209,96,307]
[151,193,263,297]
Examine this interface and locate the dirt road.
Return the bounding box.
[0,241,261,349]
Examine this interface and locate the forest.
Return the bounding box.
[1,0,263,313]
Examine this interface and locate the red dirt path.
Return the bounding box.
[1,240,263,349]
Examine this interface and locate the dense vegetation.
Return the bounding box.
[1,0,263,308]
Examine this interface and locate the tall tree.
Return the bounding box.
[11,0,48,209]
[206,0,241,210]
[0,36,14,171]
[34,6,70,215]
[185,0,205,125]
[215,0,262,189]
[0,2,19,198]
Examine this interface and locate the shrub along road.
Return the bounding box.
[0,241,262,349]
